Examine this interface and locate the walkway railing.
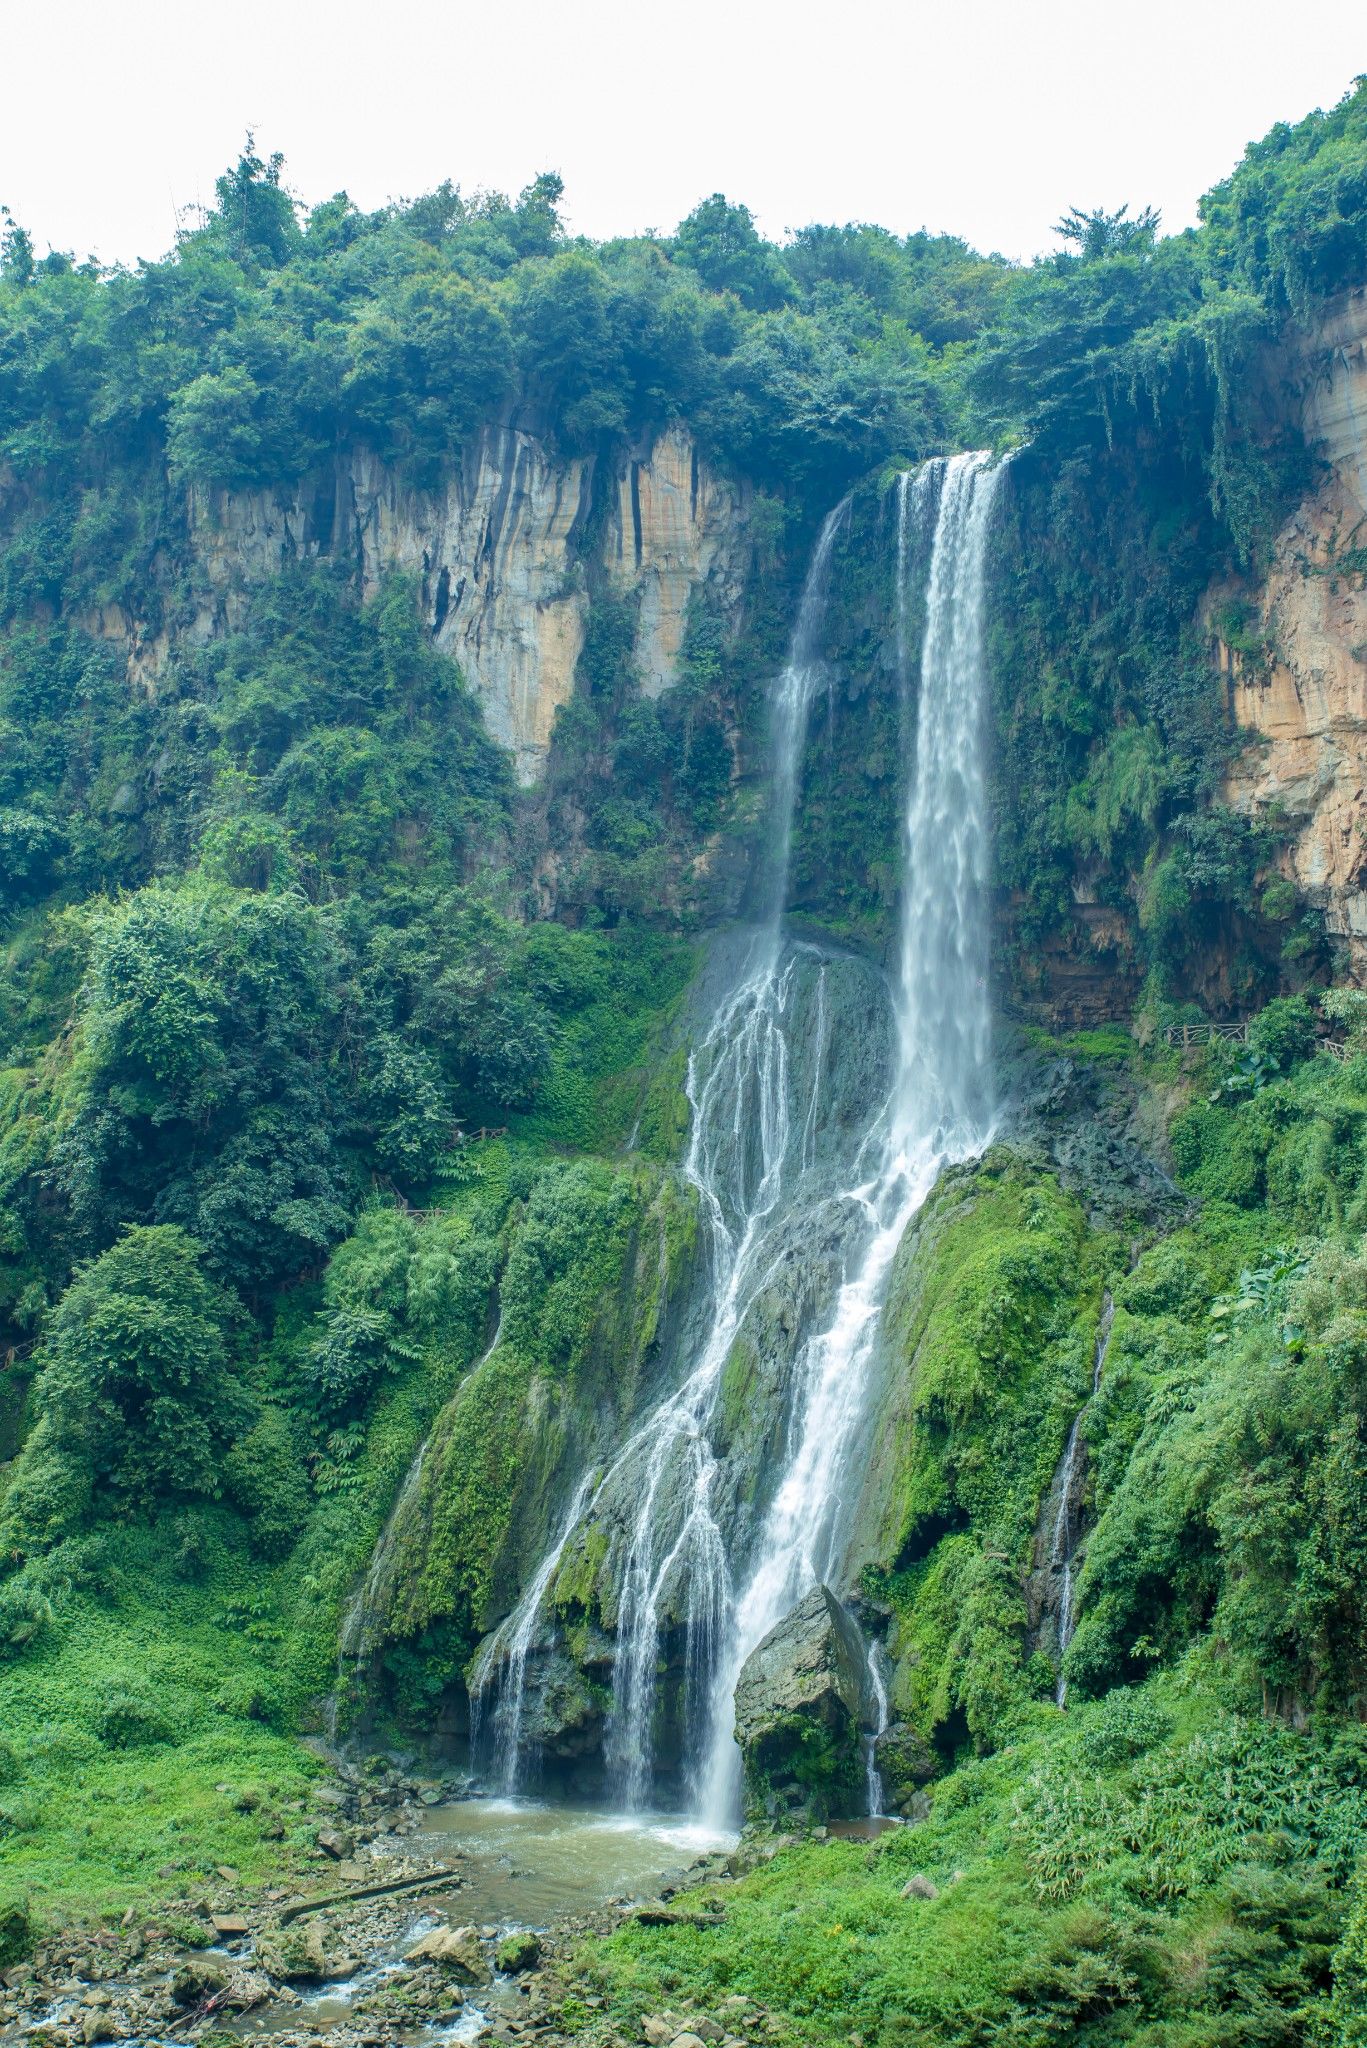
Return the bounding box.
[1162,1022,1251,1048]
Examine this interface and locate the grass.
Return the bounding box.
[567,1669,1354,2046]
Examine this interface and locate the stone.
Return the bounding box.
[170,1958,227,2004]
[210,1915,248,1938]
[495,1929,541,1972]
[1215,289,1367,971]
[669,2036,708,2048]
[256,1920,329,1983]
[315,1827,353,1859]
[732,1584,869,1820]
[873,1722,939,1803]
[900,1873,939,1901]
[404,1924,488,1983]
[223,1969,273,2010]
[642,2021,674,2046]
[214,1865,239,1882]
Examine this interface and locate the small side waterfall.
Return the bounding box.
[1051,1292,1114,1706]
[470,1471,596,1787]
[469,501,851,1799]
[697,451,1003,1826]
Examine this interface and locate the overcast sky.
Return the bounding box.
[3,0,1363,269]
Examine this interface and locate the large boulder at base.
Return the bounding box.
[732,1583,868,1821]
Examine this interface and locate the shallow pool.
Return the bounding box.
[415,1794,737,1925]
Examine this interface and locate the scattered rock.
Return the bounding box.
[210,1915,249,1938]
[316,1827,354,1859]
[900,1873,939,1901]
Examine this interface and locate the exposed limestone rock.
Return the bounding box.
[732,1583,868,1820]
[123,422,748,784]
[606,424,749,697]
[1217,289,1367,970]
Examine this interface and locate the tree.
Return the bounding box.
[1053,204,1161,261]
[210,137,300,268]
[0,207,34,286]
[2,1226,245,1548]
[674,194,791,310]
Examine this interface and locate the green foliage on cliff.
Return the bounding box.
[0,75,1365,2032]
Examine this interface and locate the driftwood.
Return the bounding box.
[166,1986,233,2034]
[277,1866,461,1923]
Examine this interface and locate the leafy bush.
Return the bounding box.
[96,1693,178,1749]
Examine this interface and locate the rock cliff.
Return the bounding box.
[1218,289,1367,968]
[119,423,750,784]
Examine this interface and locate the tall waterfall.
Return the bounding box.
[470,501,850,1799]
[467,452,1001,1822]
[697,450,1002,1824]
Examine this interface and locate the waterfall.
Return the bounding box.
[1052,1292,1114,1706]
[468,500,850,1801]
[464,454,1002,1820]
[697,450,1003,1826]
[470,1471,596,1788]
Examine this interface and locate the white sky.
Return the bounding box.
[3,0,1363,269]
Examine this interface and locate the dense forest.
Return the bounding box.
[2,74,1367,2048]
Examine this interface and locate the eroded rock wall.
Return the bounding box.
[1218,289,1367,969]
[145,423,749,783]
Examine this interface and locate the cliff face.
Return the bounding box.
[126,422,749,783]
[1219,290,1367,968]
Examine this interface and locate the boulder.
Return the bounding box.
[732,1584,869,1820]
[495,1929,541,1972]
[873,1721,939,1806]
[257,1919,329,1982]
[405,1924,488,1983]
[170,1958,228,2005]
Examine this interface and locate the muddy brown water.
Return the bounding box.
[229,1797,736,2042]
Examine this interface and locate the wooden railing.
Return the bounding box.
[1162,1021,1357,1060]
[1162,1021,1251,1048]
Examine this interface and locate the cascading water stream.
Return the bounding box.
[1052,1291,1114,1706]
[697,450,1003,1826]
[466,453,1003,1821]
[469,501,850,1800]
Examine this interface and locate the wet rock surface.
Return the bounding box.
[732,1584,869,1821]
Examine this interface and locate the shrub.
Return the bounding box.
[96,1693,178,1749]
[0,1896,32,1968]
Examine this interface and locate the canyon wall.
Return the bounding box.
[1219,289,1367,968]
[109,422,750,783]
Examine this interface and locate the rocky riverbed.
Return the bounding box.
[0,1762,813,2048]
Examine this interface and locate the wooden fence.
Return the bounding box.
[1162,1021,1251,1048]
